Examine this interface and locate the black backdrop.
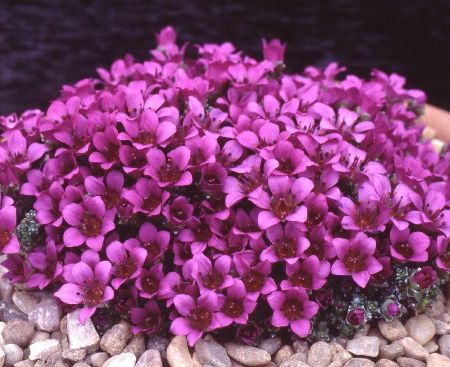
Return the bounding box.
[0,0,449,115]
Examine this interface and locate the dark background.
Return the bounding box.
[0,0,449,116]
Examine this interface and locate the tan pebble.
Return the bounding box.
[379,342,404,360]
[400,337,429,361]
[423,340,438,353]
[343,358,375,367]
[404,315,436,345]
[307,341,332,367]
[378,319,407,342]
[167,336,195,367]
[274,345,294,365]
[426,353,450,367]
[375,359,399,367]
[396,356,425,367]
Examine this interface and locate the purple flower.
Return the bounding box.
[84,171,124,211]
[346,307,366,326]
[216,279,257,326]
[62,196,115,251]
[0,204,19,254]
[123,178,170,217]
[389,227,430,262]
[55,260,114,324]
[0,129,47,171]
[267,288,319,338]
[262,38,286,63]
[412,266,437,289]
[261,223,309,264]
[34,182,64,226]
[262,140,311,176]
[171,292,221,346]
[331,232,383,288]
[281,256,330,290]
[162,196,193,228]
[27,241,63,289]
[145,147,192,187]
[253,176,313,229]
[130,300,162,335]
[136,263,164,299]
[339,197,389,232]
[106,240,147,289]
[436,236,450,271]
[189,254,233,293]
[89,125,121,170]
[138,222,170,265]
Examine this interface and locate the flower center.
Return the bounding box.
[158,158,181,183]
[43,260,57,279]
[343,247,367,272]
[441,247,450,268]
[143,241,161,262]
[188,306,212,331]
[306,209,323,227]
[275,238,297,259]
[201,271,223,290]
[204,173,221,185]
[81,214,102,237]
[143,312,161,332]
[178,243,193,261]
[393,242,414,259]
[115,256,137,279]
[304,241,325,260]
[282,298,303,321]
[0,229,11,248]
[271,196,296,220]
[141,274,160,294]
[101,190,119,209]
[82,281,104,307]
[137,131,156,145]
[193,222,212,242]
[355,203,380,230]
[221,298,244,318]
[290,269,313,288]
[142,194,160,212]
[277,158,295,173]
[104,144,119,162]
[242,270,264,292]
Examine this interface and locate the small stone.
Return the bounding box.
[378,320,407,342]
[2,343,24,366]
[2,320,34,347]
[29,339,61,361]
[30,331,50,344]
[400,337,429,361]
[425,300,445,319]
[333,351,352,365]
[61,347,86,363]
[439,335,450,358]
[0,347,4,367]
[136,349,162,367]
[66,310,100,350]
[346,336,380,358]
[354,324,371,338]
[28,298,62,333]
[0,302,27,322]
[375,360,399,367]
[307,341,332,367]
[72,363,90,367]
[102,353,136,367]
[100,322,132,356]
[34,362,45,367]
[274,345,294,365]
[258,337,282,355]
[146,335,168,359]
[168,336,197,367]
[225,343,271,366]
[405,315,436,345]
[423,340,438,353]
[379,342,404,359]
[13,360,35,367]
[343,358,375,367]
[328,362,343,367]
[88,352,109,367]
[12,292,39,314]
[280,353,308,367]
[426,353,450,367]
[195,338,231,367]
[292,340,308,355]
[0,276,13,303]
[396,357,425,367]
[122,334,145,358]
[431,319,450,335]
[368,328,388,346]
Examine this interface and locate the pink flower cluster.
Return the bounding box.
[0,26,449,346]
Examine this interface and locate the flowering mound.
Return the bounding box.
[1,26,449,346]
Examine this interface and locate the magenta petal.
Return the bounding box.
[272,310,289,327]
[331,260,349,276]
[291,319,311,338]
[170,317,192,335]
[95,261,112,285]
[72,262,94,284]
[54,283,83,305]
[62,203,84,226]
[64,227,86,247]
[173,294,195,316]
[352,271,370,288]
[258,211,280,230]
